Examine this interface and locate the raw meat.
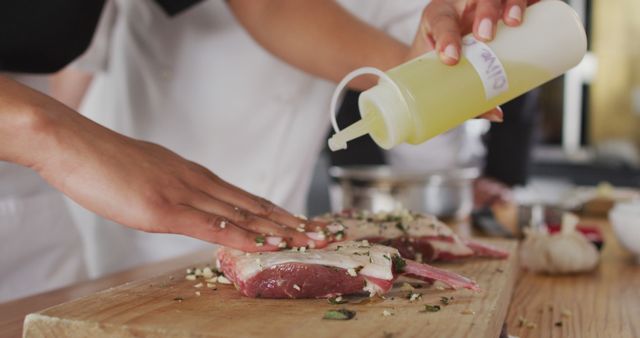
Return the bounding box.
[216,240,479,299]
[317,209,508,262]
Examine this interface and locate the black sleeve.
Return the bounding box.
[0,0,205,74]
[0,0,106,73]
[154,0,206,16]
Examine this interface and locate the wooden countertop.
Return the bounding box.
[2,218,638,338]
[22,240,519,338]
[0,251,213,338]
[505,217,640,338]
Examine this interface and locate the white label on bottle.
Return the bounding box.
[462,36,508,100]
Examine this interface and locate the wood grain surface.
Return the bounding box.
[0,251,214,338]
[23,240,518,338]
[506,218,640,338]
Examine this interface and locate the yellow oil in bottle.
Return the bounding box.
[361,55,551,146]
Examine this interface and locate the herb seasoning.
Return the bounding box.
[420,304,441,313]
[440,296,453,305]
[323,308,356,320]
[392,255,407,272]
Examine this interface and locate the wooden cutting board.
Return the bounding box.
[24,240,518,338]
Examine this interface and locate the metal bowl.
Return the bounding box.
[329,165,479,220]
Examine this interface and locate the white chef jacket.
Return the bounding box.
[73,0,477,278]
[0,75,87,303]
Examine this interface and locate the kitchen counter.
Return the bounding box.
[0,250,213,338]
[506,217,640,338]
[1,217,638,338]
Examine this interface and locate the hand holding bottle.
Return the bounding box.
[410,0,540,63]
[407,0,540,122]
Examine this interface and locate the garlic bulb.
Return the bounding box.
[520,213,599,274]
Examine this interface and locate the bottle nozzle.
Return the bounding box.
[328,135,348,151]
[327,117,371,152]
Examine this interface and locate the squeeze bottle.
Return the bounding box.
[328,0,587,151]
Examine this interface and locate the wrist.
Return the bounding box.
[0,77,65,170]
[4,102,59,169]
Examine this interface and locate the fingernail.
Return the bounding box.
[266,236,283,246]
[478,18,493,41]
[306,231,327,241]
[442,44,459,61]
[508,6,522,23]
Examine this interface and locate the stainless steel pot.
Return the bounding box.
[329,165,479,220]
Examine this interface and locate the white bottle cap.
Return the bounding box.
[358,81,411,149]
[328,67,410,151]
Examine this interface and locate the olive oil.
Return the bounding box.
[370,58,550,146]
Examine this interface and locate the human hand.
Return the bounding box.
[409,0,538,63]
[1,77,330,252]
[407,0,538,122]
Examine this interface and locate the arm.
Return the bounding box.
[0,77,53,168]
[228,0,530,91]
[0,76,330,252]
[227,0,408,90]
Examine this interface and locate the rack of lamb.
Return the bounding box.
[217,240,479,299]
[316,209,508,262]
